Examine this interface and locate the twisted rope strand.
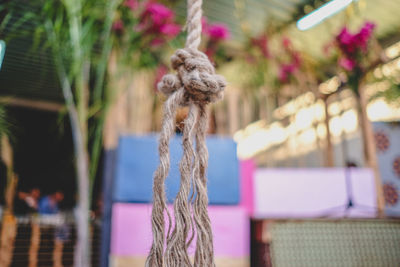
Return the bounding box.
[164,104,198,267]
[146,89,184,267]
[147,0,226,266]
[193,106,215,267]
[186,0,203,49]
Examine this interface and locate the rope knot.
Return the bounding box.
[158,48,226,104]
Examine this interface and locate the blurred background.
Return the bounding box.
[0,0,400,266]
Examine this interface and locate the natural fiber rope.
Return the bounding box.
[164,103,197,267]
[193,105,215,267]
[146,90,183,267]
[146,0,226,266]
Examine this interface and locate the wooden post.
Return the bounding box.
[29,222,40,267]
[227,87,239,135]
[242,95,252,129]
[1,135,14,213]
[323,96,334,167]
[214,102,227,135]
[53,239,64,267]
[0,213,17,266]
[357,84,385,216]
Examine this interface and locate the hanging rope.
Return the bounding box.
[145,0,226,266]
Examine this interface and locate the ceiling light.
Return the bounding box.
[0,40,5,71]
[297,0,353,31]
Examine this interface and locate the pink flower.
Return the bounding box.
[205,46,216,61]
[112,20,124,32]
[201,17,209,34]
[137,2,181,42]
[292,52,301,67]
[160,23,181,37]
[277,41,301,84]
[279,68,288,83]
[336,22,376,55]
[278,63,298,83]
[336,28,355,52]
[282,37,291,49]
[200,17,230,41]
[206,23,230,41]
[143,3,174,26]
[150,37,165,47]
[124,0,138,11]
[284,64,296,73]
[339,57,356,71]
[337,27,354,45]
[361,21,376,36]
[355,21,376,51]
[251,34,270,58]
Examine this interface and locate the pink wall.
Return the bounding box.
[239,159,255,215]
[111,203,249,257]
[253,168,376,218]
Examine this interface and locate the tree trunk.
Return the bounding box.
[46,19,92,266]
[1,135,15,212]
[73,130,91,267]
[59,74,91,267]
[60,77,90,267]
[357,85,385,216]
[227,87,239,135]
[323,97,334,167]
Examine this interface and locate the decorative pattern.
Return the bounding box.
[383,183,399,206]
[393,157,400,178]
[374,131,390,152]
[373,122,400,217]
[269,220,400,266]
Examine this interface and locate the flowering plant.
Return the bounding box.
[276,37,302,84]
[251,34,270,59]
[201,17,231,65]
[113,0,183,68]
[236,33,272,90]
[335,21,376,93]
[152,17,231,91]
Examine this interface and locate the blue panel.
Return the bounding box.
[113,135,239,205]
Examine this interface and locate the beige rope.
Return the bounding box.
[146,90,183,267]
[193,105,215,267]
[146,0,226,266]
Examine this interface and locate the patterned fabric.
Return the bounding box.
[374,131,390,152]
[383,183,399,206]
[269,220,400,267]
[393,157,400,177]
[373,121,400,216]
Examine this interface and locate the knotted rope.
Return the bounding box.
[145,0,226,266]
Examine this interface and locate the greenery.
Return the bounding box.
[0,1,186,265]
[380,83,400,105]
[373,80,400,107]
[0,105,9,139]
[1,0,123,265]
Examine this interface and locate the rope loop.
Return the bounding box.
[158,48,226,105]
[147,0,226,266]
